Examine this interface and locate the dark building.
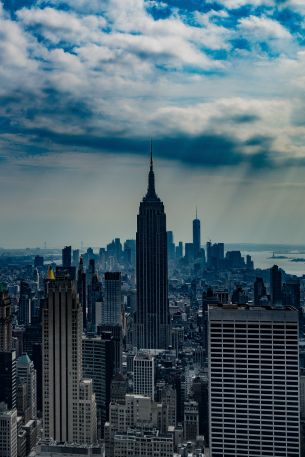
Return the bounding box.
[136,149,169,349]
[98,324,122,374]
[77,257,87,330]
[206,242,224,268]
[34,256,44,268]
[254,277,267,306]
[62,245,72,268]
[167,231,175,261]
[18,281,32,326]
[270,264,282,306]
[185,243,194,263]
[0,350,16,409]
[193,211,201,259]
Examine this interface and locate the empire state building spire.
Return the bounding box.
[145,140,159,201]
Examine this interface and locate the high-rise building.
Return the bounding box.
[102,272,122,326]
[184,400,199,442]
[0,284,16,410]
[209,303,300,457]
[43,272,97,444]
[254,277,267,306]
[167,231,175,261]
[0,402,17,457]
[18,281,32,326]
[43,275,83,442]
[133,352,155,399]
[192,210,201,259]
[136,149,169,349]
[270,264,282,306]
[0,284,12,352]
[62,245,72,268]
[99,324,122,374]
[77,257,87,331]
[72,249,80,267]
[16,354,37,419]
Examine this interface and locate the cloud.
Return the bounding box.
[0,0,304,174]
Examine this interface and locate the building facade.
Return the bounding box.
[209,304,300,457]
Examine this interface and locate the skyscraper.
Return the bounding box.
[270,264,282,306]
[193,209,201,259]
[43,271,97,444]
[102,272,122,326]
[133,351,155,399]
[0,284,16,410]
[209,303,300,457]
[62,245,72,268]
[136,147,169,349]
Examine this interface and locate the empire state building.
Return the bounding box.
[136,149,169,349]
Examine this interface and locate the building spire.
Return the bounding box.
[145,139,158,200]
[150,138,153,171]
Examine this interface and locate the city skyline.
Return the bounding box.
[1,1,305,246]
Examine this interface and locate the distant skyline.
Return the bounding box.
[1,1,305,246]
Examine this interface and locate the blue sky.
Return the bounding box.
[1,0,305,247]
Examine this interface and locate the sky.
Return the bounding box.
[1,0,305,248]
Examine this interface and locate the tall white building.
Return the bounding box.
[16,353,37,419]
[0,402,17,457]
[43,274,97,444]
[209,304,300,457]
[133,352,155,399]
[102,272,122,325]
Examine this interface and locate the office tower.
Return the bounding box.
[184,242,194,262]
[99,324,122,373]
[72,249,80,267]
[160,384,176,427]
[0,402,17,457]
[102,272,122,325]
[0,285,17,410]
[246,254,254,270]
[100,331,114,434]
[82,335,102,440]
[254,277,267,306]
[167,231,175,260]
[176,241,183,259]
[209,303,300,457]
[79,379,97,445]
[136,149,169,349]
[226,250,245,269]
[16,354,37,419]
[283,279,301,308]
[110,373,128,404]
[34,255,44,268]
[62,245,72,268]
[0,284,12,352]
[133,352,155,399]
[206,242,224,268]
[43,275,82,442]
[124,239,136,266]
[43,273,96,444]
[18,281,32,326]
[0,351,17,409]
[77,257,87,330]
[270,264,282,306]
[184,400,199,441]
[193,210,201,259]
